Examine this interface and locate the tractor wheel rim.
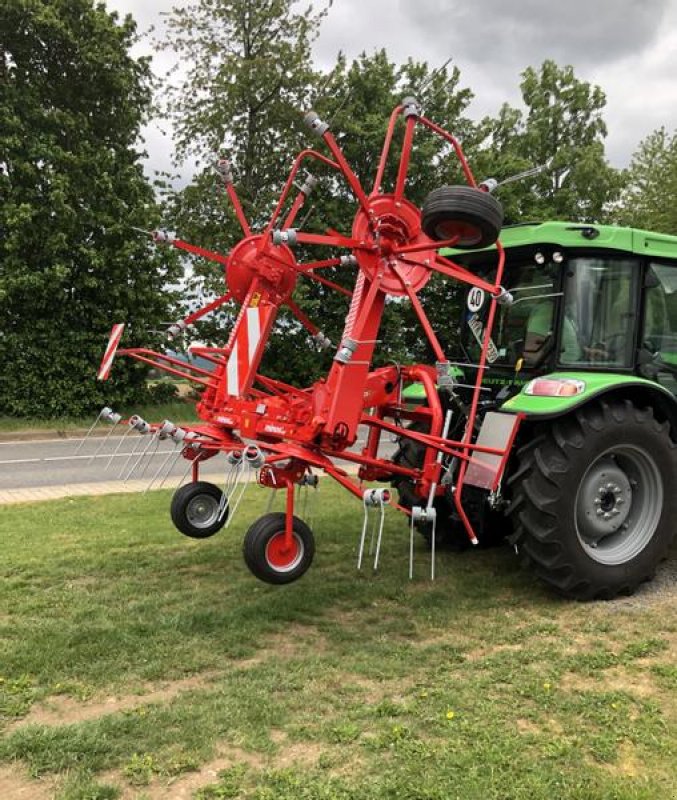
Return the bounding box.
[265,532,304,572]
[186,494,220,528]
[575,445,663,566]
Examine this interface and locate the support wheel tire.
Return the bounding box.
[243,512,314,585]
[421,185,503,249]
[170,481,228,539]
[507,401,677,600]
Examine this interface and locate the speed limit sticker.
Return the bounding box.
[467,287,485,313]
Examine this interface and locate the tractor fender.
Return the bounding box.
[499,371,677,436]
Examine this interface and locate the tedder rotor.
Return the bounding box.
[93,96,524,585]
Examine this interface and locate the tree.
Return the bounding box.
[161,17,476,379]
[470,61,623,223]
[158,0,332,383]
[0,0,178,417]
[307,50,476,367]
[614,127,677,235]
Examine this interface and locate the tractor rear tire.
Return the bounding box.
[170,481,228,539]
[243,512,315,585]
[507,401,677,600]
[421,185,503,249]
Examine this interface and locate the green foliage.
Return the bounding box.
[0,0,180,417]
[308,51,475,367]
[471,61,624,224]
[145,380,179,404]
[614,127,677,235]
[162,23,476,378]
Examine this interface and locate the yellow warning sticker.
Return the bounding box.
[250,292,262,308]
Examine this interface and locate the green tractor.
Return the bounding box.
[400,221,677,600]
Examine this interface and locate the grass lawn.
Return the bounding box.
[0,482,675,799]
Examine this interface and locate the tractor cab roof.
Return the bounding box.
[444,221,677,263]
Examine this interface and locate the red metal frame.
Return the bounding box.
[100,102,521,554]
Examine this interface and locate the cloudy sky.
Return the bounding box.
[107,0,677,182]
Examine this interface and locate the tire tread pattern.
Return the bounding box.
[506,401,677,600]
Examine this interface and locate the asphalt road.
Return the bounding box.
[0,428,398,491]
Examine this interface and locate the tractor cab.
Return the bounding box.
[449,222,677,398]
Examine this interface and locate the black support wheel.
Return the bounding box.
[421,185,503,249]
[170,481,228,539]
[507,401,677,600]
[243,512,315,585]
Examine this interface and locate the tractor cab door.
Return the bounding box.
[557,255,640,370]
[638,261,677,394]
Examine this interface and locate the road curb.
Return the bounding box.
[0,472,232,505]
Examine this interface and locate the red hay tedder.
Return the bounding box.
[94,97,523,584]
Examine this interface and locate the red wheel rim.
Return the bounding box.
[265,531,304,572]
[435,219,482,244]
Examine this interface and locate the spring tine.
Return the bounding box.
[357,502,370,570]
[75,408,106,454]
[158,448,185,488]
[218,456,241,520]
[225,471,248,526]
[307,482,318,525]
[136,433,162,480]
[118,434,145,478]
[88,417,122,464]
[223,462,251,527]
[106,426,134,470]
[409,514,415,581]
[265,490,277,513]
[372,504,387,572]
[430,514,437,581]
[217,463,235,520]
[176,452,196,488]
[146,443,179,493]
[124,434,157,482]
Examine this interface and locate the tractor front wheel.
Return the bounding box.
[243,512,315,584]
[508,401,677,599]
[170,481,228,539]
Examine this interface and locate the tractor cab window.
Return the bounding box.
[558,257,639,369]
[461,260,558,369]
[640,262,677,391]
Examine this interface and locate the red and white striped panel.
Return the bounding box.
[97,323,125,380]
[225,305,272,397]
